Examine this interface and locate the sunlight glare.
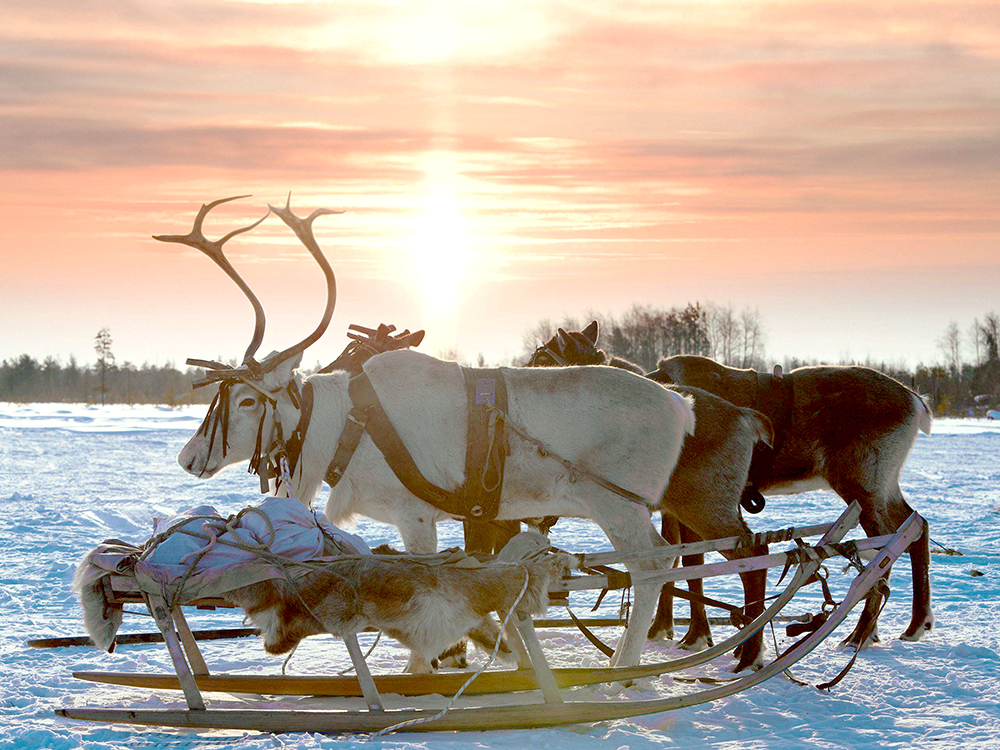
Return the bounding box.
[408,170,477,327]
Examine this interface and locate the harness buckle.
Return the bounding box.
[470,505,483,517]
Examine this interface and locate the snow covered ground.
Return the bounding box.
[1,402,998,749]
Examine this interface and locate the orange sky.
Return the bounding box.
[2,0,998,370]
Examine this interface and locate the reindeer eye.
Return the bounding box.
[239,397,257,408]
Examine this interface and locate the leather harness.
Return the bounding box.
[319,367,511,522]
[740,369,795,513]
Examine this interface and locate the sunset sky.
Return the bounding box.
[2,0,998,370]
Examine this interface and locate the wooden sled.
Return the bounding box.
[56,505,922,732]
[71,503,862,697]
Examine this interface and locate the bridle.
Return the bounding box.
[190,365,302,490]
[526,343,568,367]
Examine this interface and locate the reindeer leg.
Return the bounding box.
[899,510,934,641]
[836,499,886,651]
[587,496,671,668]
[676,523,714,651]
[649,514,678,641]
[671,506,766,671]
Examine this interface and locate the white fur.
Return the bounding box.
[178,350,695,667]
[913,393,933,436]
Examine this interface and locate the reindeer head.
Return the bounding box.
[157,195,341,486]
[526,321,605,367]
[655,355,758,407]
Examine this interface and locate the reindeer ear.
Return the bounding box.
[555,328,570,352]
[582,320,599,344]
[263,351,303,388]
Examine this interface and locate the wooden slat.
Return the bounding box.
[557,532,889,593]
[343,634,384,712]
[144,595,205,711]
[581,521,836,567]
[172,609,209,676]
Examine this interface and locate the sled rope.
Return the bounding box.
[372,570,531,738]
[483,403,655,507]
[338,631,382,676]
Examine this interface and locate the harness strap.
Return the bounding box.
[741,369,795,514]
[566,605,615,658]
[286,381,314,479]
[346,373,466,516]
[461,368,509,520]
[325,405,370,489]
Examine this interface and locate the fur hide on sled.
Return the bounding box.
[224,551,571,673]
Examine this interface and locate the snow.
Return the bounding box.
[1,402,999,748]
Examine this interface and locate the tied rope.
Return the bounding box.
[482,403,655,508]
[370,570,532,738]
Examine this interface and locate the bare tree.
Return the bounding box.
[937,321,963,376]
[94,327,115,406]
[739,308,766,368]
[983,311,1000,363]
[968,318,985,366]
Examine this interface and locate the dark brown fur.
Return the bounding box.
[654,354,934,647]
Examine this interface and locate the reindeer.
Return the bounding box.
[650,354,934,650]
[161,196,696,669]
[528,322,774,671]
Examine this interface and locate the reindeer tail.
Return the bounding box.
[912,393,932,436]
[740,407,775,448]
[670,391,697,436]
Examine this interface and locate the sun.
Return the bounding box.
[408,173,476,324]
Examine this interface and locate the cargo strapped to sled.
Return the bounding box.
[325,367,509,521]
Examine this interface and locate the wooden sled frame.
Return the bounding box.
[56,504,923,733]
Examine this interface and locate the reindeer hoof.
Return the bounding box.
[734,652,764,673]
[900,615,935,642]
[647,625,674,641]
[839,626,880,652]
[679,631,713,652]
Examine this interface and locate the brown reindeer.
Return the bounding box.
[651,354,934,649]
[528,322,774,671]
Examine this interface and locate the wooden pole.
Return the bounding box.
[513,615,563,704]
[144,595,205,711]
[343,634,384,712]
[172,608,209,676]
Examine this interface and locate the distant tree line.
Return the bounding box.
[4,311,999,417]
[522,302,767,372]
[928,312,1000,416]
[0,353,214,406]
[520,304,1000,417]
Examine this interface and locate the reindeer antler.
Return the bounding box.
[153,195,270,368]
[263,193,344,373]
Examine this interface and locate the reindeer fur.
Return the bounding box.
[653,354,934,649]
[179,348,696,668]
[224,554,571,673]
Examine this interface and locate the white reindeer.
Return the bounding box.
[162,196,696,668]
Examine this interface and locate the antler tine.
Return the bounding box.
[153,195,271,367]
[263,193,345,373]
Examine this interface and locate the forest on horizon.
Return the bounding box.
[3,303,998,417]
